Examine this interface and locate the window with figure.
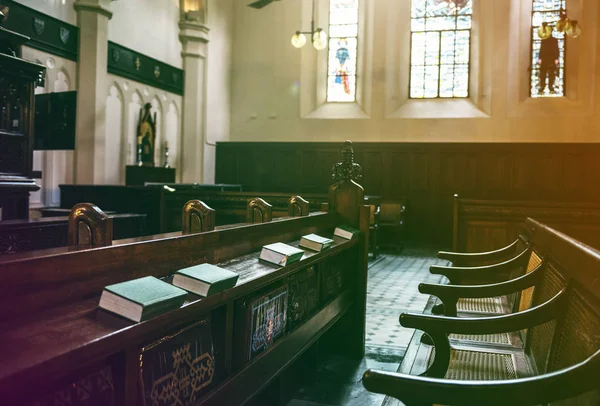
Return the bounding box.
[530,0,566,98]
[327,0,359,102]
[409,0,472,99]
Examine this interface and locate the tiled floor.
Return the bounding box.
[287,248,449,406]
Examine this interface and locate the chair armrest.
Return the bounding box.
[419,263,544,316]
[431,246,531,285]
[400,287,565,336]
[438,238,525,266]
[362,349,600,406]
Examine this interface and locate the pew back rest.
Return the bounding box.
[523,218,600,385]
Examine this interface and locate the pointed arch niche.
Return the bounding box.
[150,97,163,167]
[127,91,143,166]
[165,102,180,171]
[105,84,124,184]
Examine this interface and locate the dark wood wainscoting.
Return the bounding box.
[215,142,600,246]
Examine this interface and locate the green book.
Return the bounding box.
[299,233,334,252]
[260,242,304,267]
[99,276,187,322]
[172,263,239,297]
[334,225,360,240]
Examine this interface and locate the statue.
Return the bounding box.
[136,103,157,167]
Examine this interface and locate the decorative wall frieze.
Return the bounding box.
[107,41,184,96]
[2,0,79,61]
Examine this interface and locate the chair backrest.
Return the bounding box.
[288,195,309,217]
[379,200,405,223]
[181,200,215,234]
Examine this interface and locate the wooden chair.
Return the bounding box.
[288,195,310,217]
[363,218,600,406]
[378,199,406,252]
[364,196,381,259]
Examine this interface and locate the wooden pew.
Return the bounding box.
[0,141,369,406]
[363,218,600,405]
[452,195,600,252]
[56,184,327,234]
[0,213,147,255]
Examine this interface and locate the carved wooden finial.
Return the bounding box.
[182,200,215,234]
[332,140,362,182]
[68,203,112,248]
[288,195,309,217]
[247,197,273,223]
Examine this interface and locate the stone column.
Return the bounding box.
[179,18,209,183]
[73,0,112,184]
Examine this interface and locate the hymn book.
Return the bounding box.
[333,225,360,240]
[259,242,304,266]
[172,263,239,297]
[299,233,333,252]
[99,276,187,322]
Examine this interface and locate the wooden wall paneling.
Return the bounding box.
[215,143,600,247]
[215,147,239,186]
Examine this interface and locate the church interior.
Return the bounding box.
[1,0,600,405]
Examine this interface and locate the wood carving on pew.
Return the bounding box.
[288,195,309,217]
[0,140,370,406]
[67,203,113,248]
[363,218,600,406]
[246,197,273,223]
[181,200,215,234]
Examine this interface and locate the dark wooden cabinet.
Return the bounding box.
[125,165,176,186]
[0,26,45,221]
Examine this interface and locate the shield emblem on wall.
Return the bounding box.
[59,27,70,44]
[33,17,45,35]
[154,66,160,78]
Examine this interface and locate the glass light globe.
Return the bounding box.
[291,32,307,48]
[538,24,553,39]
[312,29,328,50]
[556,17,571,33]
[567,20,582,38]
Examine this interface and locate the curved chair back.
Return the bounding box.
[68,203,112,248]
[246,197,273,224]
[181,200,215,234]
[288,195,309,217]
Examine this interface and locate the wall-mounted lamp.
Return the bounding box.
[291,0,328,50]
[181,0,206,23]
[555,7,582,38]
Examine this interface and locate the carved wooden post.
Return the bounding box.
[288,195,309,217]
[182,200,215,234]
[68,203,112,248]
[328,140,368,359]
[246,198,273,224]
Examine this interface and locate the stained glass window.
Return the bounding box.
[530,0,566,98]
[327,0,359,102]
[409,0,472,98]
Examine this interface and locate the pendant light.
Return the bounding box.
[290,0,328,50]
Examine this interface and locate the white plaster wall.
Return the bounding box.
[13,0,77,25]
[108,0,183,69]
[23,47,76,208]
[204,0,234,183]
[230,0,600,143]
[105,75,183,183]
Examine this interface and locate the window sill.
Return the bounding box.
[387,98,490,119]
[507,96,595,118]
[303,102,370,119]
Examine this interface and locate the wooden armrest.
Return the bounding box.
[400,288,565,336]
[430,247,531,285]
[419,263,544,316]
[363,349,600,406]
[438,238,526,266]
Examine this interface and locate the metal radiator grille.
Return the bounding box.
[457,297,504,314]
[450,333,511,345]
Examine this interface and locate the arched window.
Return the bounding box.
[326,0,359,102]
[409,0,472,98]
[530,0,566,98]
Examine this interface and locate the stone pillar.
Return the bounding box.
[179,18,209,183]
[73,0,112,184]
